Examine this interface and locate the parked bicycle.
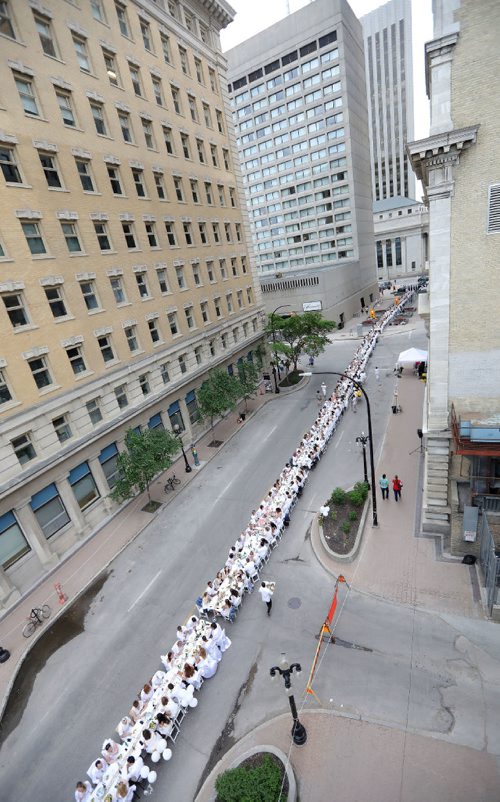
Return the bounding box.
[164,474,181,493]
[22,605,51,638]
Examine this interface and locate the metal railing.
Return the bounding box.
[478,512,500,616]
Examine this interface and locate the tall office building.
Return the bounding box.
[0,0,263,609]
[408,0,500,573]
[226,0,378,323]
[362,0,415,201]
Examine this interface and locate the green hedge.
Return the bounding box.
[215,755,286,802]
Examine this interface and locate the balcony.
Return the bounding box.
[451,405,500,457]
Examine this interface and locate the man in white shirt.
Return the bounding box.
[258,582,274,616]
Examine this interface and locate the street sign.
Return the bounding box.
[303,300,322,311]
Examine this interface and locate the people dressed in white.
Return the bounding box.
[151,670,166,690]
[75,780,92,802]
[116,716,133,740]
[101,739,120,764]
[141,728,167,756]
[196,647,218,679]
[210,622,231,653]
[124,754,145,783]
[87,759,106,785]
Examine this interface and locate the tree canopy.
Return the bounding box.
[111,427,180,503]
[267,311,336,371]
[237,359,260,411]
[197,368,241,431]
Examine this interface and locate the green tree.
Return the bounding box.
[111,427,180,504]
[197,368,241,432]
[237,359,260,412]
[267,311,336,371]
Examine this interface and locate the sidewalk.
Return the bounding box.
[196,353,488,802]
[0,389,274,717]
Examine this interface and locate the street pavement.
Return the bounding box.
[1,309,498,802]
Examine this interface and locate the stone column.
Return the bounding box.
[88,456,113,513]
[0,567,20,609]
[15,503,59,569]
[56,480,89,540]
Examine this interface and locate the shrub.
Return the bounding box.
[347,489,365,507]
[342,521,351,534]
[348,510,358,522]
[354,481,369,500]
[215,755,285,802]
[330,487,347,505]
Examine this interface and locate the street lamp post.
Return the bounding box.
[270,654,307,746]
[173,424,192,473]
[355,431,370,487]
[300,371,378,527]
[270,304,291,394]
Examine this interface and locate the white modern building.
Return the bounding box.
[362,0,415,201]
[226,0,378,323]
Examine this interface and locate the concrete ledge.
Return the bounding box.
[313,497,370,564]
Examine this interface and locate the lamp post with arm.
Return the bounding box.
[270,304,291,394]
[270,654,307,745]
[300,371,378,527]
[355,431,370,488]
[173,424,192,473]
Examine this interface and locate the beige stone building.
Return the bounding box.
[408,0,500,603]
[0,0,264,608]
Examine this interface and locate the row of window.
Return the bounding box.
[1,1,216,84]
[0,209,244,263]
[376,238,403,269]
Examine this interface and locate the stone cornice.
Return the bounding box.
[406,126,479,188]
[425,32,459,97]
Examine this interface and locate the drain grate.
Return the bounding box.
[207,440,223,448]
[288,597,302,609]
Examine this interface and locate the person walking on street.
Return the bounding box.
[321,381,327,398]
[316,389,322,404]
[379,474,389,500]
[351,394,358,413]
[375,366,380,383]
[258,581,274,616]
[392,475,403,501]
[308,355,315,366]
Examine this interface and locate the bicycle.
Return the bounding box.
[22,605,51,638]
[164,474,181,493]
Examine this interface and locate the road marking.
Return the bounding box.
[263,424,278,441]
[334,431,344,448]
[127,570,162,612]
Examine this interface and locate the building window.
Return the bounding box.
[163,126,175,154]
[226,293,233,313]
[206,261,215,281]
[229,187,237,208]
[115,2,130,37]
[107,165,123,195]
[139,373,151,395]
[210,144,218,168]
[178,353,187,374]
[110,276,126,304]
[204,181,213,203]
[148,318,161,343]
[135,272,150,298]
[2,292,29,327]
[202,103,212,129]
[56,91,76,127]
[160,34,172,64]
[200,301,209,323]
[12,432,36,465]
[0,369,13,405]
[142,118,156,149]
[118,111,134,143]
[61,222,82,253]
[80,280,99,311]
[194,58,204,85]
[212,222,220,243]
[145,221,157,247]
[168,311,178,335]
[34,14,58,58]
[0,145,22,184]
[91,1,107,23]
[395,237,402,266]
[30,484,70,539]
[115,384,128,408]
[385,239,393,267]
[94,221,112,252]
[76,159,95,191]
[140,20,153,52]
[184,306,194,328]
[99,443,119,488]
[86,397,103,425]
[53,414,72,443]
[22,221,46,255]
[175,265,185,288]
[0,1,16,39]
[171,86,182,114]
[152,77,164,106]
[224,223,232,243]
[45,286,67,318]
[173,176,185,202]
[222,148,230,170]
[129,64,143,96]
[190,179,199,204]
[124,324,139,352]
[214,297,221,317]
[68,462,99,510]
[208,67,218,93]
[188,95,198,123]
[73,35,92,72]
[180,133,191,160]
[156,267,168,293]
[178,46,189,75]
[0,512,30,570]
[219,259,227,279]
[122,221,137,249]
[90,102,107,136]
[209,339,215,357]
[235,223,242,242]
[165,221,177,246]
[237,290,243,308]
[221,333,228,349]
[192,264,201,285]
[183,222,193,245]
[132,168,146,197]
[185,389,199,423]
[218,184,226,206]
[98,335,115,363]
[15,75,40,116]
[246,287,253,304]
[376,240,383,268]
[216,109,224,134]
[66,345,86,374]
[198,222,207,244]
[167,400,184,431]
[160,362,170,384]
[153,171,166,199]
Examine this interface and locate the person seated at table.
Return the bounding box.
[124,755,146,785]
[256,540,269,566]
[221,599,237,623]
[87,758,106,785]
[185,615,198,632]
[129,699,142,723]
[160,651,174,672]
[182,661,202,689]
[155,711,174,738]
[160,694,181,718]
[167,681,195,708]
[140,683,153,706]
[141,728,167,756]
[205,580,217,598]
[210,621,231,652]
[201,634,222,663]
[196,646,218,679]
[229,587,242,608]
[171,639,184,657]
[225,551,236,569]
[101,739,120,764]
[150,670,166,690]
[116,780,136,802]
[116,716,133,740]
[176,624,186,642]
[75,780,92,802]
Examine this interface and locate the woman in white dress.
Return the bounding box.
[151,670,166,690]
[116,781,136,802]
[155,711,174,738]
[200,634,222,663]
[140,683,153,706]
[101,739,120,764]
[196,647,218,679]
[182,662,202,690]
[160,694,180,719]
[116,716,133,740]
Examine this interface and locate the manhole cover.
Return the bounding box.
[207,440,223,448]
[288,597,301,609]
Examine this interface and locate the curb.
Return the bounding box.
[315,496,370,565]
[199,744,297,802]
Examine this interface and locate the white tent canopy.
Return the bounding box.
[397,347,428,366]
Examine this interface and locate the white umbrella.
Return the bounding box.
[397,347,428,366]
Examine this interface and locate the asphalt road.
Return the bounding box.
[5,325,495,802]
